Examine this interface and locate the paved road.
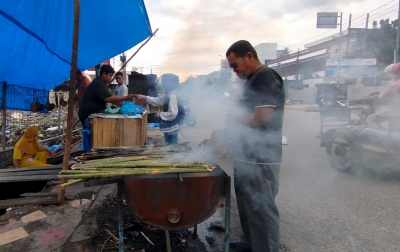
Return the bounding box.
[184,100,400,252]
[279,109,400,252]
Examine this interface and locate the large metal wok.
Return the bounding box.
[85,167,231,252]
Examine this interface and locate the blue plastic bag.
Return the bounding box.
[120,101,137,115]
[135,105,143,114]
[120,101,144,115]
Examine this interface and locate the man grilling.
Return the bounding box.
[225,40,284,252]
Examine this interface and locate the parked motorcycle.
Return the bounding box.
[318,95,351,120]
[177,97,196,127]
[181,102,196,127]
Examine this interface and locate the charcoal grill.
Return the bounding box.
[85,166,231,252]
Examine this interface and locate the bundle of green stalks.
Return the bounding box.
[76,142,192,161]
[58,152,214,189]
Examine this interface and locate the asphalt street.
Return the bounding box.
[184,100,400,252]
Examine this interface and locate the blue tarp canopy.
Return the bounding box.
[0,0,152,91]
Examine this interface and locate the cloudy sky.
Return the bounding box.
[113,0,398,80]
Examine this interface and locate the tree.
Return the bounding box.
[366,19,398,66]
[282,47,290,56]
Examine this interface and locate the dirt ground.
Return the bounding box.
[63,193,208,252]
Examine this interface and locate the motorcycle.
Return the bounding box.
[182,103,196,127]
[177,97,196,127]
[318,95,351,120]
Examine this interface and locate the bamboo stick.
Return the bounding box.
[61,167,211,173]
[58,169,211,179]
[58,179,86,189]
[76,163,208,169]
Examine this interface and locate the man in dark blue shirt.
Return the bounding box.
[226,40,284,252]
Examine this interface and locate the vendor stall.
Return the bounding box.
[89,113,147,148]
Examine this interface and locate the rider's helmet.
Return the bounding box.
[330,81,338,88]
[384,63,400,79]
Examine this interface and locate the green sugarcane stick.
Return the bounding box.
[58,169,211,179]
[77,164,212,170]
[58,179,86,189]
[88,166,211,173]
[82,155,166,165]
[61,167,211,174]
[79,163,209,169]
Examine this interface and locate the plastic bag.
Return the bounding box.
[120,101,144,115]
[120,101,137,115]
[104,105,120,114]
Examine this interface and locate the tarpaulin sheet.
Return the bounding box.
[0,84,49,111]
[0,0,152,92]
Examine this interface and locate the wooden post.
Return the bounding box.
[59,0,80,201]
[1,81,6,151]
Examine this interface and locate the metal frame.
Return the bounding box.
[85,175,232,252]
[305,107,365,137]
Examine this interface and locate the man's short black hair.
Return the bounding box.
[100,65,115,76]
[77,70,83,75]
[226,40,258,60]
[115,72,123,78]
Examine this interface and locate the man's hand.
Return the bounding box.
[154,113,159,118]
[125,94,134,101]
[136,94,146,100]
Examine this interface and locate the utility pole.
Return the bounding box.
[295,49,300,80]
[284,63,288,80]
[363,13,369,55]
[337,12,343,84]
[396,0,400,63]
[346,14,352,57]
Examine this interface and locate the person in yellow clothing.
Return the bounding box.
[13,126,50,168]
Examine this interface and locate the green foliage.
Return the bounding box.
[366,19,399,66]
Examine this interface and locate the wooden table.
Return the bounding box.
[89,113,147,147]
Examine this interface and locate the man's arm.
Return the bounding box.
[240,70,282,128]
[241,106,275,128]
[91,80,133,104]
[105,95,133,104]
[378,82,400,99]
[159,94,178,121]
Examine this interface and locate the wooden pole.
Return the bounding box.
[110,28,159,83]
[59,0,80,201]
[1,81,6,151]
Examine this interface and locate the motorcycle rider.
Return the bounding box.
[363,63,400,130]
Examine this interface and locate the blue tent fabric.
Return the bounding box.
[0,0,152,91]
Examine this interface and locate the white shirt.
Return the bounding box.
[114,84,128,97]
[145,91,178,122]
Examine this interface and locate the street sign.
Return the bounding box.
[316,12,338,28]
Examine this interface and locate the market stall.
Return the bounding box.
[89,113,147,148]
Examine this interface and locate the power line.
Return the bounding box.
[286,1,399,51]
[254,0,399,61]
[254,0,347,44]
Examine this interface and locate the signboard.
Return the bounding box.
[325,58,377,78]
[316,12,338,29]
[326,58,377,66]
